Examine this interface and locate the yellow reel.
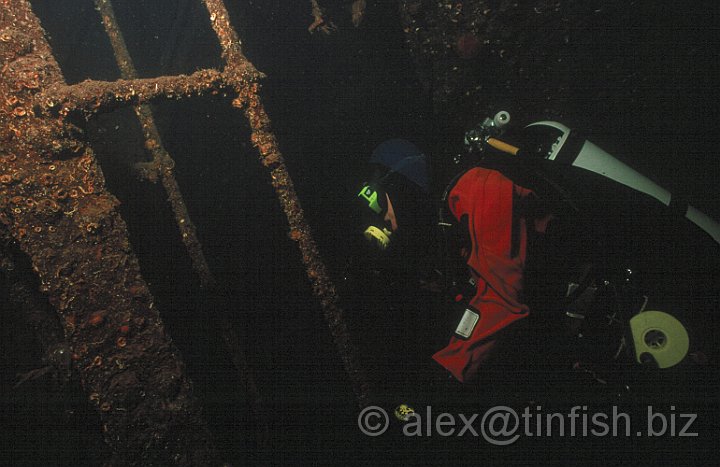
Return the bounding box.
[629,310,690,369]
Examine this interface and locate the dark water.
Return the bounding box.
[2,0,718,465]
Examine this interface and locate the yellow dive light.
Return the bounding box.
[363,225,392,251]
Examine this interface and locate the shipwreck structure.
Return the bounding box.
[0,0,369,463]
[2,0,717,464]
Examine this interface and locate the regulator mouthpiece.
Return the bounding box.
[358,183,393,251]
[363,225,393,250]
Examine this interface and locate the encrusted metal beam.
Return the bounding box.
[0,0,217,464]
[2,1,373,464]
[202,0,372,408]
[94,0,214,288]
[36,68,232,118]
[93,0,270,447]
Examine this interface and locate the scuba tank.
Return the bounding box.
[447,112,711,371]
[464,114,720,245]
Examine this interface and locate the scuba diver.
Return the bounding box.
[356,112,720,410]
[357,129,551,389]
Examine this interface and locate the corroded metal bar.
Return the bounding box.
[202,0,250,72]
[94,0,214,289]
[95,0,268,443]
[0,1,217,464]
[36,68,230,119]
[202,0,372,407]
[94,0,136,80]
[94,0,269,446]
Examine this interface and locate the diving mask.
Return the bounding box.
[357,183,393,251]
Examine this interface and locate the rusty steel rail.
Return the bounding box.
[37,68,232,119]
[93,0,213,288]
[93,0,272,446]
[201,0,372,408]
[1,0,217,464]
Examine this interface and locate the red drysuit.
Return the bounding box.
[432,167,549,382]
